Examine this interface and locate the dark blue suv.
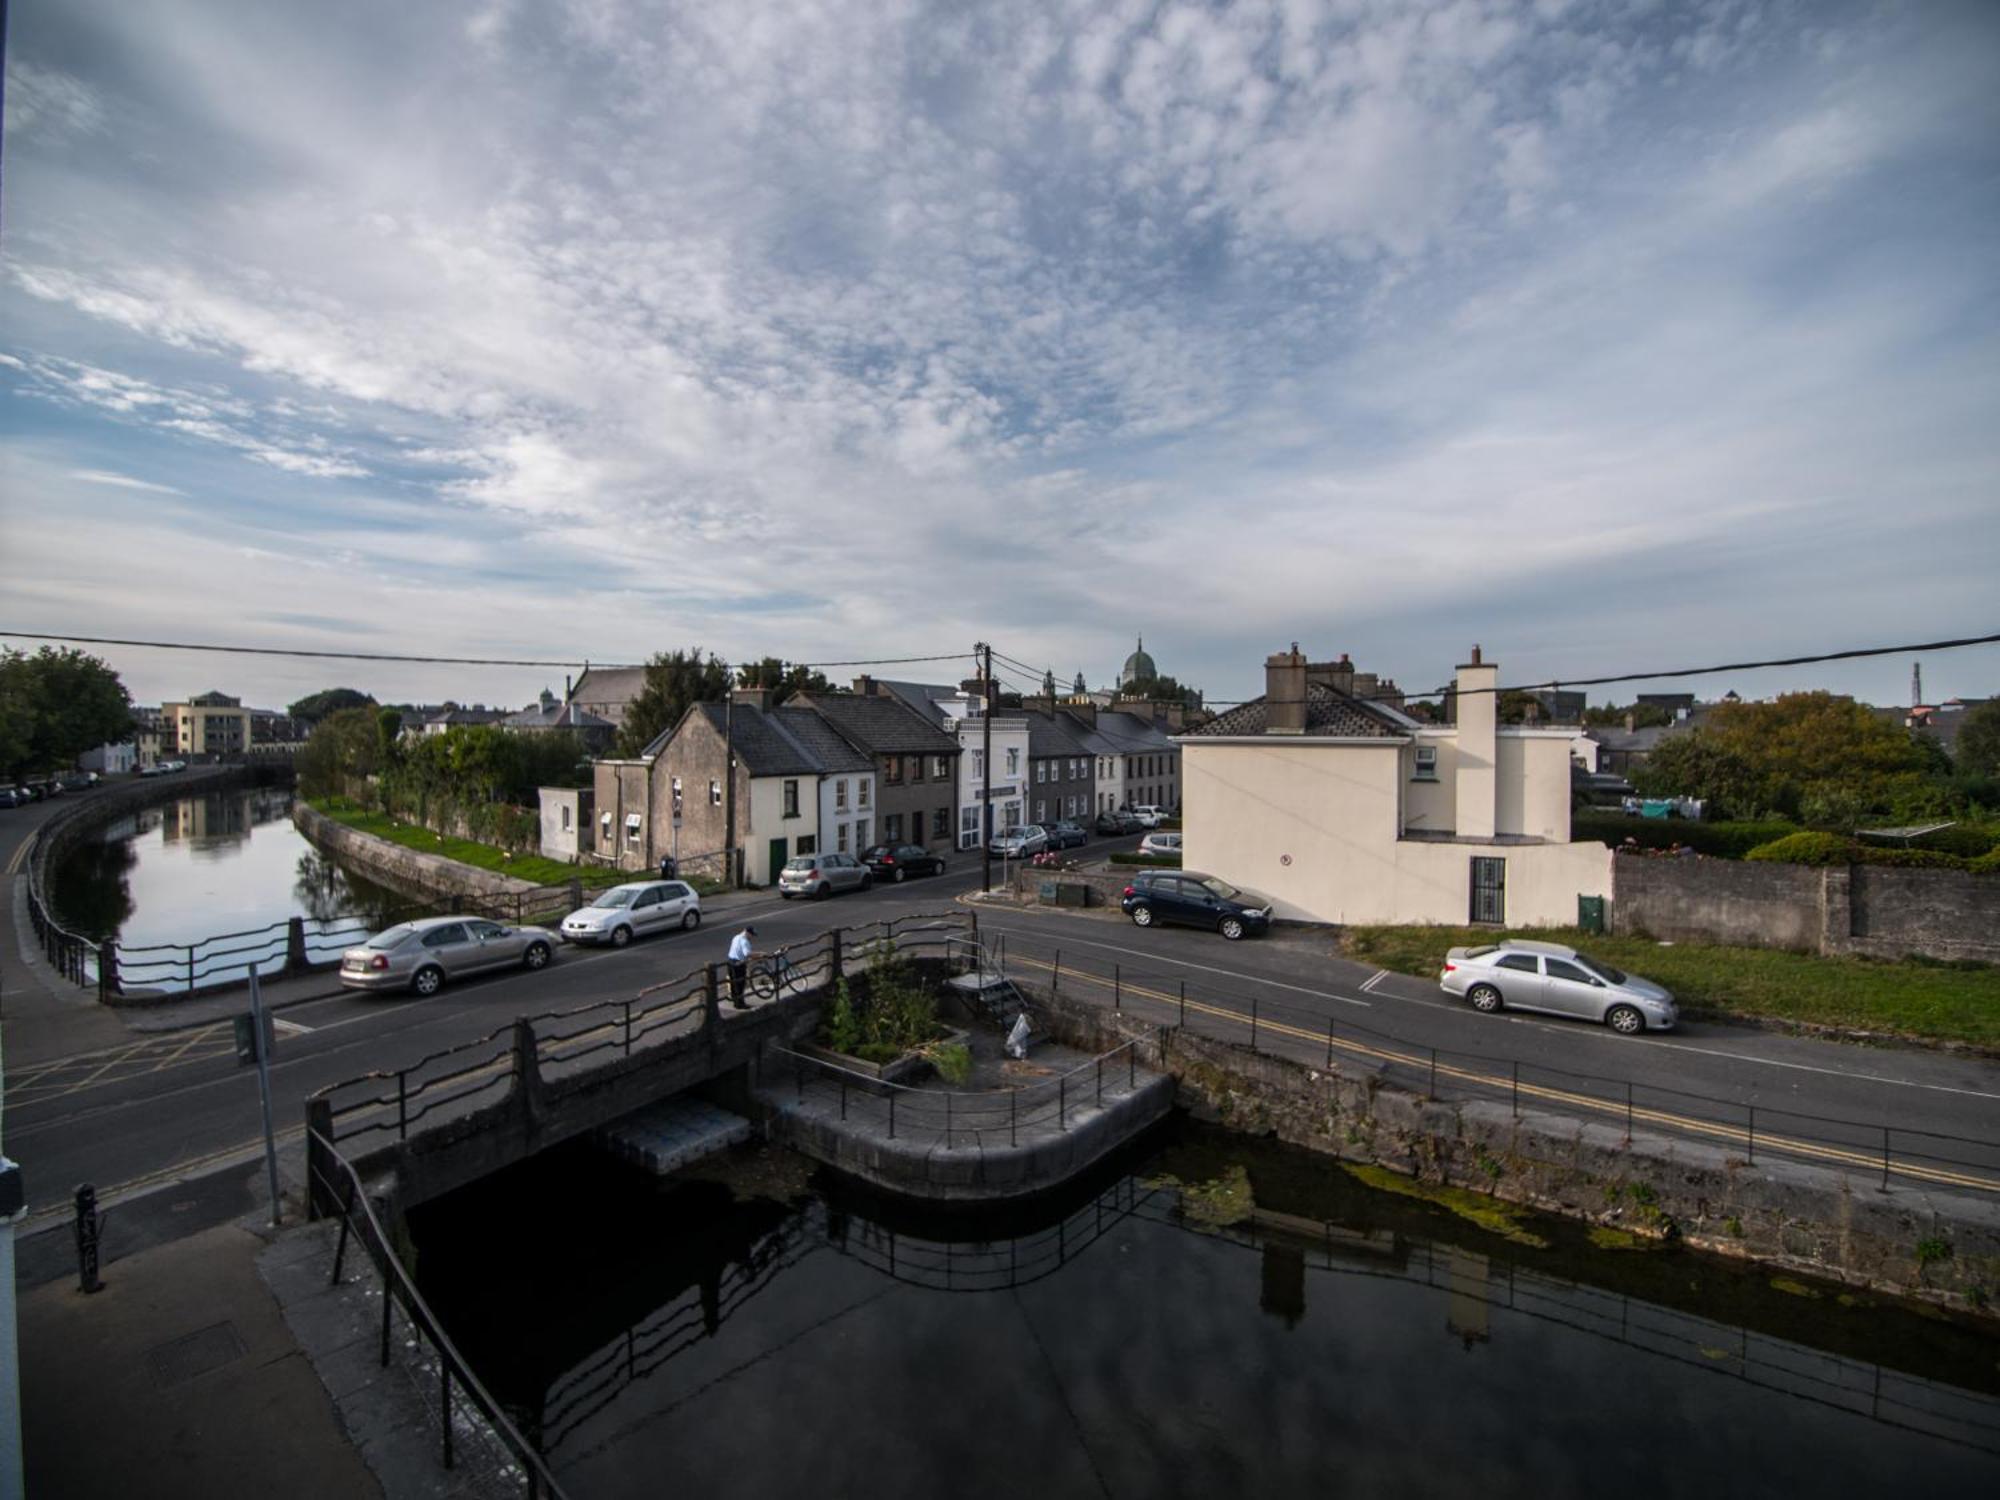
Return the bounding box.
[1120,870,1273,941]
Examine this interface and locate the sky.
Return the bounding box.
[2,0,1997,715]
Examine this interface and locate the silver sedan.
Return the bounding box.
[1439,940,1677,1034]
[340,915,555,997]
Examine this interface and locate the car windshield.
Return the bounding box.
[595,889,636,908]
[1576,954,1628,985]
[863,847,888,859]
[784,858,817,871]
[1196,877,1241,900]
[365,925,416,950]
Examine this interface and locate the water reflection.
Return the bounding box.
[410,1129,2000,1498]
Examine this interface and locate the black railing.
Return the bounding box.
[1020,950,2000,1198]
[308,1130,571,1498]
[24,879,103,995]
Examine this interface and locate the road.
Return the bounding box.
[7,810,2000,1286]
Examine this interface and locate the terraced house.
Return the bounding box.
[787,684,961,854]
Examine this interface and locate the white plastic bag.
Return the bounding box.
[1005,1012,1031,1060]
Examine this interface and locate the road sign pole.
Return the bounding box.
[248,967,282,1226]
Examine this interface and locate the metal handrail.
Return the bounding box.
[308,1130,571,1497]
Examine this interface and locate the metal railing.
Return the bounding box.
[1017,949,2000,1198]
[23,878,103,994]
[308,1130,571,1498]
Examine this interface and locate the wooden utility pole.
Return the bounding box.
[980,642,994,894]
[723,669,737,887]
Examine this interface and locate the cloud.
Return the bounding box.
[66,468,187,495]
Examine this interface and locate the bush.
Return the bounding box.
[1908,823,2000,858]
[1745,832,1863,866]
[1575,813,1797,859]
[1108,852,1182,867]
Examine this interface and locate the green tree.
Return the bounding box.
[297,706,387,798]
[1632,735,1775,820]
[1956,700,2000,780]
[288,687,375,722]
[735,657,833,697]
[1583,701,1672,730]
[0,647,133,778]
[618,649,733,757]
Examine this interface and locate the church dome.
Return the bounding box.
[1119,636,1157,688]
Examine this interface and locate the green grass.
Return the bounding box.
[309,798,632,890]
[1342,923,2000,1047]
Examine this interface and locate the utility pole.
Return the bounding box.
[723,663,737,888]
[980,641,994,893]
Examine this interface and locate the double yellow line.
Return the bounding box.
[1012,955,2000,1195]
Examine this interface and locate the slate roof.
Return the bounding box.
[789,692,959,756]
[873,680,959,726]
[503,702,613,731]
[1093,710,1179,752]
[1022,709,1093,758]
[1187,683,1413,739]
[771,707,873,775]
[644,701,878,777]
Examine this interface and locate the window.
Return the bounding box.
[783,779,800,817]
[1036,761,1046,784]
[836,821,849,852]
[1035,799,1046,821]
[884,756,903,785]
[934,807,950,838]
[624,812,642,845]
[858,780,870,808]
[709,779,722,806]
[1546,958,1594,985]
[1495,953,1539,973]
[835,779,848,810]
[934,756,950,780]
[885,813,904,842]
[1413,745,1438,782]
[671,776,683,817]
[560,805,572,832]
[910,756,925,783]
[599,810,613,847]
[1003,802,1022,829]
[797,835,817,855]
[972,750,985,779]
[1006,748,1019,777]
[961,806,980,846]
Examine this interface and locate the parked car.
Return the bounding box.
[339,915,554,996]
[1440,941,1677,1034]
[1096,809,1142,835]
[1038,821,1088,849]
[861,844,947,882]
[778,851,872,898]
[0,788,25,809]
[560,880,701,946]
[989,824,1050,859]
[1137,831,1182,859]
[1127,805,1167,828]
[1119,869,1272,940]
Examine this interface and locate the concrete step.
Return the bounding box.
[595,1096,753,1177]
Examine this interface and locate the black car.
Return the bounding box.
[860,844,947,883]
[0,788,25,809]
[1119,869,1273,941]
[1095,809,1142,835]
[1037,821,1088,849]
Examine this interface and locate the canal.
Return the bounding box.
[410,1121,2000,1497]
[47,786,404,985]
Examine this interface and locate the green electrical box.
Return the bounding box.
[1577,894,1606,935]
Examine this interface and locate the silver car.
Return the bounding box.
[989,824,1050,859]
[561,881,701,946]
[339,915,555,996]
[777,852,872,899]
[1439,939,1676,1034]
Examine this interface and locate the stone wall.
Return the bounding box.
[1031,987,2000,1317]
[292,802,543,907]
[1611,851,2000,963]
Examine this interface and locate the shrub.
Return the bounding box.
[1745,832,1863,866]
[1574,813,1797,859]
[1909,823,2000,859]
[1108,852,1182,867]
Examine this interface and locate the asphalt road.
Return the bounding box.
[8,815,2000,1287]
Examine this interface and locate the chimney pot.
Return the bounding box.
[1471,644,1482,665]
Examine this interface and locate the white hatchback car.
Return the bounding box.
[1128,805,1168,828]
[1439,939,1677,1034]
[561,880,702,946]
[1137,831,1182,858]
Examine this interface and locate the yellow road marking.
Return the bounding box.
[1012,956,2000,1195]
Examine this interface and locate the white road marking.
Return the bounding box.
[272,1018,312,1036]
[979,920,1372,1007]
[1359,969,1391,994]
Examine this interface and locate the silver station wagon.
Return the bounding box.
[340,915,555,997]
[1439,939,1677,1035]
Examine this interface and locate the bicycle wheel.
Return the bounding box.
[749,965,779,1001]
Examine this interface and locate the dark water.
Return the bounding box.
[49,789,405,982]
[410,1123,2000,1499]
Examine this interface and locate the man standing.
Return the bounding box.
[727,925,756,1009]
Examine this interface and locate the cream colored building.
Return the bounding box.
[161,692,253,758]
[1180,646,1611,928]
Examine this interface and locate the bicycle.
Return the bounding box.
[747,952,803,1002]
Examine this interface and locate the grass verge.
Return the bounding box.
[1341,924,2000,1048]
[309,798,631,890]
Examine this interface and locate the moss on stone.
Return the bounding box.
[1341,1163,1551,1249]
[1770,1277,1822,1299]
[1588,1226,1662,1252]
[1145,1164,1255,1228]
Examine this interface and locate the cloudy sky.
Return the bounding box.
[2,0,1996,713]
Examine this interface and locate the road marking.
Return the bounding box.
[5,836,35,876]
[1025,960,2000,1194]
[980,919,1372,1007]
[273,1018,313,1036]
[1359,970,1391,995]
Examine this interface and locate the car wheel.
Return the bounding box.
[411,965,444,998]
[610,925,633,948]
[860,873,873,890]
[522,941,551,971]
[1130,905,1154,928]
[816,883,833,900]
[780,892,793,900]
[682,909,701,930]
[893,867,906,883]
[1467,984,1502,1014]
[1219,916,1246,941]
[1606,1004,1646,1035]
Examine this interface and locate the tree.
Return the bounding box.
[1123,673,1203,708]
[297,706,387,798]
[734,657,833,698]
[1631,736,1779,820]
[288,687,375,722]
[1583,701,1672,730]
[617,649,733,757]
[0,646,133,779]
[1956,700,2000,780]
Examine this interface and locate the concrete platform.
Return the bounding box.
[595,1097,754,1176]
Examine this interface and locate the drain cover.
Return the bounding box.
[146,1321,246,1389]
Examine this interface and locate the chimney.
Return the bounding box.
[1063,701,1097,729]
[853,675,876,697]
[1265,644,1308,734]
[1911,662,1922,710]
[732,685,774,714]
[1624,712,1635,733]
[1454,647,1498,839]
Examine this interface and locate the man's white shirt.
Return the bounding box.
[728,931,753,963]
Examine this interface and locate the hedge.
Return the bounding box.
[1573,812,1797,858]
[1745,830,1997,873]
